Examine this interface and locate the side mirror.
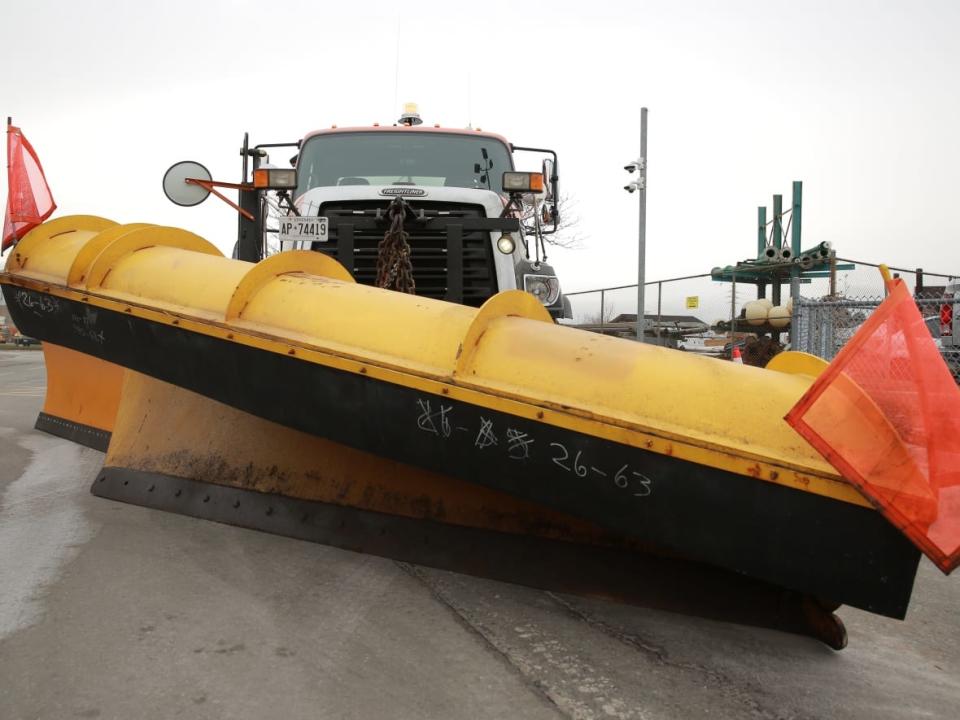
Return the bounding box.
[162,160,213,207]
[541,202,557,225]
[541,158,557,201]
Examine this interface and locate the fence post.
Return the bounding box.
[829,253,837,297]
[600,289,605,333]
[656,282,662,340]
[730,270,737,347]
[789,271,801,348]
[825,304,836,359]
[792,294,802,351]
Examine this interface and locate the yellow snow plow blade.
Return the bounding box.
[35,342,123,450]
[0,215,922,626]
[4,216,857,502]
[5,216,136,448]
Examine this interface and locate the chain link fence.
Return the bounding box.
[793,262,959,381]
[564,259,959,380]
[564,273,740,347]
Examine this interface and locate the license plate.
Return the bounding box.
[278,216,328,244]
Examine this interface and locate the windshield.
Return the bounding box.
[296,132,514,196]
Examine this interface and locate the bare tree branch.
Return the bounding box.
[519,192,585,250]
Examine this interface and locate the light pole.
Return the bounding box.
[624,107,648,342]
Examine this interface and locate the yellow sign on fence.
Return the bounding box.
[686,296,699,309]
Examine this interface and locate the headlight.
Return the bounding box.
[524,274,561,306]
[497,232,515,254]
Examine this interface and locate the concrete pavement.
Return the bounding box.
[1,349,958,719]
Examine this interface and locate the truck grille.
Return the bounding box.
[313,200,498,306]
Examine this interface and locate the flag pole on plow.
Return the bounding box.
[2,118,57,254]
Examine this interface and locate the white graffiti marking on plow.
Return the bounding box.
[14,290,59,316]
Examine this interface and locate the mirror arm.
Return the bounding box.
[185,178,256,221]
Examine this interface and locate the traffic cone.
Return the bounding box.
[731,346,744,364]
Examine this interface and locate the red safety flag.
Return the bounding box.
[2,124,57,252]
[786,276,960,573]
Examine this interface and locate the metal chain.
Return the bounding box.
[376,198,416,294]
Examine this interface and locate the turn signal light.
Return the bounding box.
[253,168,297,189]
[502,172,545,194]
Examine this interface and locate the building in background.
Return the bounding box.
[0,291,14,342]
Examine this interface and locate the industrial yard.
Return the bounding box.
[3,2,960,719]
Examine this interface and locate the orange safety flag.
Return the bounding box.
[786,277,960,574]
[2,123,56,252]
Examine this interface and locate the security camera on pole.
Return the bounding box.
[623,107,648,342]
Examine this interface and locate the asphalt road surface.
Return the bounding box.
[1,349,958,719]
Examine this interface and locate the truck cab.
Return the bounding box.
[233,110,569,318]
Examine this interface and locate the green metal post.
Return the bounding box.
[789,182,802,348]
[757,206,767,256]
[772,194,783,305]
[791,182,802,257]
[757,206,767,299]
[772,195,783,249]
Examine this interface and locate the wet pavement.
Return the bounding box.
[1,349,958,719]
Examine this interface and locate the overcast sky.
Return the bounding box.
[2,0,958,316]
